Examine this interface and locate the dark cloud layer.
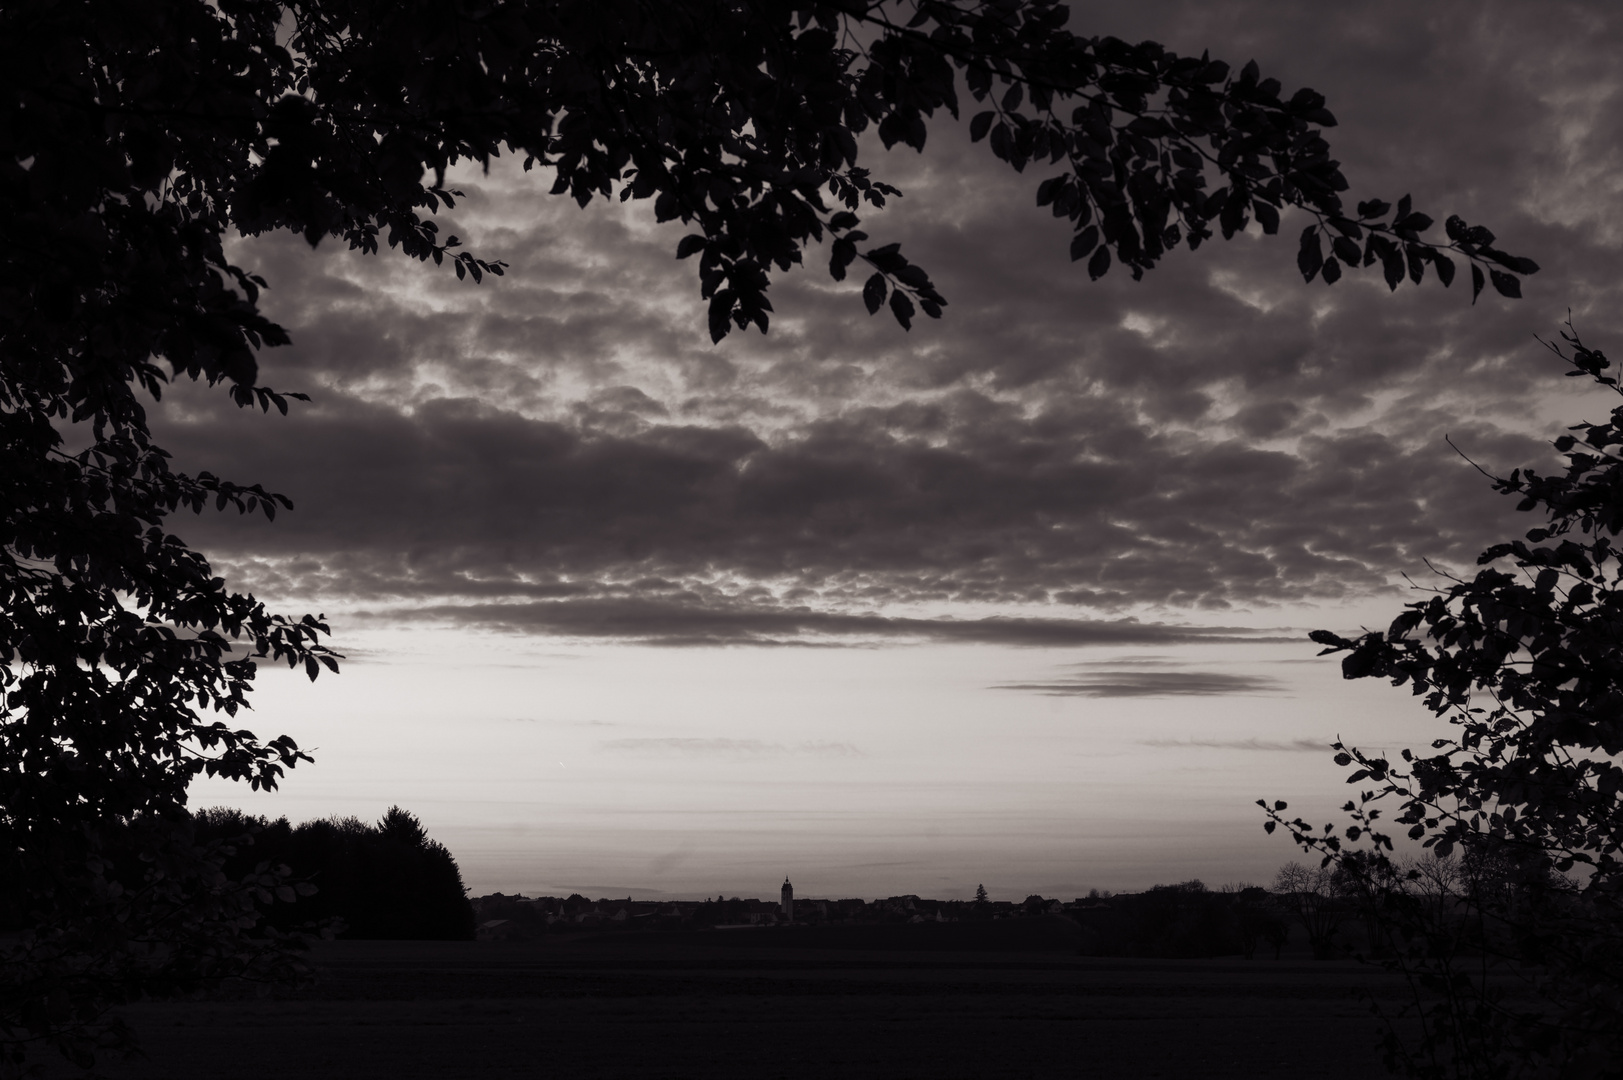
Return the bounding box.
[354,596,1294,648]
[149,0,1623,643]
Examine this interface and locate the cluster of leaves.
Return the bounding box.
[0,1,346,1070]
[0,815,315,1075]
[1264,324,1623,1079]
[856,1,1535,302]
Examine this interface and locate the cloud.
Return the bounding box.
[1140,738,1332,752]
[161,376,1543,617]
[599,738,862,758]
[993,670,1287,698]
[505,717,617,726]
[350,596,1298,647]
[141,0,1623,644]
[546,885,676,898]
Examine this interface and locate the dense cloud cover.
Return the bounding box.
[152,0,1623,647]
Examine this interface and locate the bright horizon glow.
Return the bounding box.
[190,625,1447,901]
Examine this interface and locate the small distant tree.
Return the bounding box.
[1272,861,1344,960]
[1261,910,1291,961]
[1230,885,1287,961]
[974,884,989,906]
[1403,852,1465,931]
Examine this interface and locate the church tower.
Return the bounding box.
[780,877,793,922]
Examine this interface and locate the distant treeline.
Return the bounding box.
[1070,882,1290,959]
[473,881,1299,959]
[193,806,475,941]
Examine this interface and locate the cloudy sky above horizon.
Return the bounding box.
[181,0,1623,900]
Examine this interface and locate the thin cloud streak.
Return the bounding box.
[994,671,1287,697]
[1141,737,1332,753]
[599,738,862,758]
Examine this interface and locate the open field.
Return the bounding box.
[47,921,1417,1080]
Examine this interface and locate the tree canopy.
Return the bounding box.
[193,806,476,940]
[1268,325,1623,1079]
[0,0,1535,1071]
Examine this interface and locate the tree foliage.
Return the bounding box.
[1271,860,1347,961]
[0,0,1535,1072]
[1068,879,1273,959]
[193,806,476,941]
[1265,325,1623,1079]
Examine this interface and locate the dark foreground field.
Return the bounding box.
[80,920,1408,1080]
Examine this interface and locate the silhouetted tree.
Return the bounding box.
[1134,880,1242,958]
[1260,909,1291,961]
[1230,885,1287,961]
[1266,324,1623,1078]
[192,806,475,941]
[1271,862,1344,961]
[1066,880,1251,959]
[2,0,1537,1072]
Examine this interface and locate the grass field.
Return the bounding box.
[63,924,1410,1079]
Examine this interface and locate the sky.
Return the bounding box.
[174,0,1623,900]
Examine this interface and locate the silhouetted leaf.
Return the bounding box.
[890,289,914,329]
[1297,227,1323,282]
[989,121,1011,160]
[862,273,887,314]
[1490,269,1521,298]
[1070,226,1099,261]
[708,289,735,342]
[829,238,857,281]
[1381,245,1404,291]
[1087,244,1110,280]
